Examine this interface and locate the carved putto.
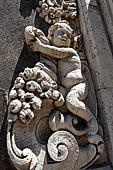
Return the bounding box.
[7,0,104,169]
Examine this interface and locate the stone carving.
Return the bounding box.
[37,0,77,24]
[8,64,64,124]
[25,21,98,135]
[7,121,38,170]
[47,131,79,169]
[7,0,104,169]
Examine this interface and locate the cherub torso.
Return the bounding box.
[40,53,83,90]
[58,55,83,89]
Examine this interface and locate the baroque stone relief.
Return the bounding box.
[7,0,104,169]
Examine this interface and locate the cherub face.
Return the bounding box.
[52,26,72,47]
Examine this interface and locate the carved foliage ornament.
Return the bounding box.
[7,0,104,169]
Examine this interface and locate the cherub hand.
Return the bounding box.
[33,28,50,45]
[29,37,42,52]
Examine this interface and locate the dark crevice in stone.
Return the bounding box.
[19,0,39,18]
[0,108,16,170]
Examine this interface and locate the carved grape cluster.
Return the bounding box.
[37,0,63,24]
[8,63,64,123]
[37,0,77,24]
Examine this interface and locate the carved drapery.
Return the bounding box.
[7,0,104,169]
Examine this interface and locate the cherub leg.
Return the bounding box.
[66,82,92,122]
[66,82,98,135]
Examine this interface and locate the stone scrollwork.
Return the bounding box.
[47,131,79,169]
[7,120,38,170]
[7,0,104,169]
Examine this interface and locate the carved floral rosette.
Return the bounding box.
[7,0,104,169]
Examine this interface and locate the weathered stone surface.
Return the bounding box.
[0,0,34,91]
[97,88,113,165]
[97,0,113,50]
[78,0,113,91]
[88,165,112,170]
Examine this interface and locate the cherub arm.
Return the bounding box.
[30,37,77,59]
[25,26,50,45]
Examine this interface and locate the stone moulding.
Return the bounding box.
[7,0,104,169]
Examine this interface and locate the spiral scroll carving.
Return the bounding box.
[47,131,79,169]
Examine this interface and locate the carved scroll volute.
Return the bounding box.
[47,131,79,170]
[7,121,38,170]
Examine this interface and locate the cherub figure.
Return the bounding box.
[25,21,98,135]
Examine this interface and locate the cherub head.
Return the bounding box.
[48,20,74,47]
